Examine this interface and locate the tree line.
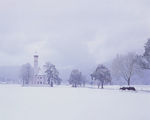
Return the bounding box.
[20,39,150,88]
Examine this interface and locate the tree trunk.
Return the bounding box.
[128,78,130,86]
[48,78,50,85]
[101,81,104,89]
[98,82,100,89]
[74,83,77,87]
[50,81,53,87]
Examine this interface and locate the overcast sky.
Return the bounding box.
[0,0,150,72]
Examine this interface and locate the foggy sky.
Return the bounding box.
[0,0,150,71]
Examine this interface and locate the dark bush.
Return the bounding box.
[120,87,136,91]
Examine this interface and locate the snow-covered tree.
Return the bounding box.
[140,39,150,69]
[137,55,150,70]
[111,53,140,86]
[20,63,33,86]
[69,69,82,87]
[91,64,111,89]
[135,39,150,84]
[44,62,61,87]
[144,39,150,58]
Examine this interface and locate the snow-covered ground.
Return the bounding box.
[0,85,150,120]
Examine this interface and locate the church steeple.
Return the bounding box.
[34,52,39,75]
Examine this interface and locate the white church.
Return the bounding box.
[32,53,48,85]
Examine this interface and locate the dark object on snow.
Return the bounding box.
[120,87,136,91]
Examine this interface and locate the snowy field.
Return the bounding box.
[0,85,150,120]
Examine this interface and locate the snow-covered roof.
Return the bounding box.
[38,67,46,75]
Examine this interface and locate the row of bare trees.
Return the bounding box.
[20,39,150,88]
[68,39,150,89]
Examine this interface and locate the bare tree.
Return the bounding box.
[20,63,33,86]
[44,62,61,87]
[91,64,111,89]
[111,53,140,86]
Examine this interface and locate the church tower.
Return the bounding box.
[34,53,39,75]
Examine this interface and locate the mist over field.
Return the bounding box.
[0,0,150,83]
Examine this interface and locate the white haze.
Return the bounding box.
[0,0,150,80]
